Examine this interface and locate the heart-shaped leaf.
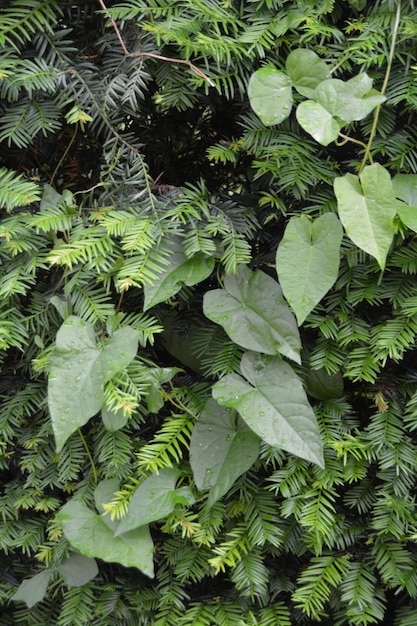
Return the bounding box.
[393,173,417,206]
[190,398,260,505]
[315,78,385,123]
[286,48,330,98]
[203,265,301,363]
[48,316,139,451]
[396,203,417,231]
[248,67,293,126]
[57,500,155,577]
[296,100,342,146]
[12,571,53,608]
[334,163,396,269]
[276,213,343,325]
[143,236,214,310]
[212,352,324,468]
[115,467,195,535]
[346,73,373,97]
[58,553,98,587]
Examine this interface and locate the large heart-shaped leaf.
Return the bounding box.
[115,467,195,535]
[286,48,330,98]
[212,352,324,468]
[203,265,301,363]
[276,213,343,325]
[143,236,214,310]
[57,500,155,577]
[248,67,293,126]
[48,316,139,451]
[296,100,342,146]
[334,163,396,269]
[189,398,260,505]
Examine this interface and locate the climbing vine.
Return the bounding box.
[2,1,417,624]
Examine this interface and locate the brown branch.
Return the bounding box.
[97,0,215,87]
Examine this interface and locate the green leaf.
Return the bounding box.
[276,213,343,325]
[296,100,342,146]
[143,237,215,310]
[94,479,120,531]
[115,467,195,535]
[57,500,155,577]
[48,316,139,452]
[58,553,99,587]
[304,369,344,400]
[190,398,260,505]
[248,67,293,126]
[334,163,396,269]
[101,406,128,431]
[212,352,324,468]
[11,571,53,608]
[142,366,181,413]
[346,73,373,97]
[314,78,385,123]
[393,174,417,205]
[392,174,417,230]
[203,265,301,363]
[396,203,417,231]
[286,49,330,98]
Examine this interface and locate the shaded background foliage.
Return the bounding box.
[2,0,417,624]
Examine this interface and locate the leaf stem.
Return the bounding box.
[78,428,98,484]
[337,132,369,153]
[359,2,401,172]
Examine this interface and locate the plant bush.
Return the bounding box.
[2,0,417,624]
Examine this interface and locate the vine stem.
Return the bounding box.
[359,1,401,173]
[337,132,369,153]
[78,428,98,484]
[97,0,215,87]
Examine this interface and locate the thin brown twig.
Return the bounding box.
[97,0,215,87]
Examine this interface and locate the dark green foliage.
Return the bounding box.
[2,0,417,624]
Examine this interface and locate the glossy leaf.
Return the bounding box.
[276,213,343,325]
[48,316,139,452]
[314,78,385,123]
[143,237,215,310]
[11,571,53,608]
[203,265,301,363]
[334,163,396,269]
[212,352,324,468]
[346,73,373,97]
[58,553,98,587]
[57,500,155,577]
[115,467,195,535]
[248,67,293,126]
[189,398,260,505]
[296,100,342,146]
[286,48,330,98]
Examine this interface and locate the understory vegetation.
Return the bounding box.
[2,0,417,624]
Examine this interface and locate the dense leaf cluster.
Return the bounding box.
[2,0,417,624]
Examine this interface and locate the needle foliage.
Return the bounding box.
[1,1,417,624]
